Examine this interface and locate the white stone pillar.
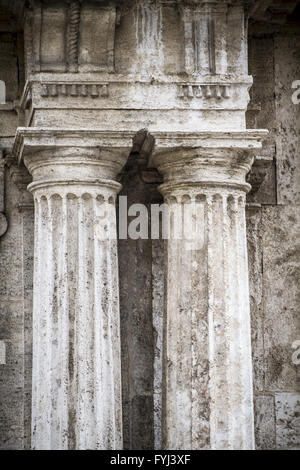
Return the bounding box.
[13,129,132,450]
[152,131,267,450]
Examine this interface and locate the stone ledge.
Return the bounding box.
[13,128,137,164]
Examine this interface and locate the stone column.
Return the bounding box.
[152,131,267,450]
[13,129,132,450]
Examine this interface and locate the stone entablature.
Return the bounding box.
[25,1,119,74]
[19,1,253,133]
[19,73,252,131]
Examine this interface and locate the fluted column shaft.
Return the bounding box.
[16,136,131,450]
[152,131,267,450]
[162,188,253,450]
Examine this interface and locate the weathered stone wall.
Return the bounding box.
[247,33,300,450]
[0,164,33,449]
[0,30,23,138]
[0,27,31,449]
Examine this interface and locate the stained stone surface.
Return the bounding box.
[248,37,277,206]
[254,395,276,450]
[0,170,27,449]
[246,26,300,451]
[0,33,19,136]
[274,36,300,205]
[249,205,300,449]
[118,158,155,450]
[275,393,300,449]
[246,206,264,392]
[262,206,300,393]
[152,237,164,451]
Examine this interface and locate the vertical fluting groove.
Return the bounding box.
[206,195,215,449]
[162,238,167,449]
[189,198,196,448]
[109,201,118,449]
[233,195,245,447]
[236,197,245,447]
[176,201,184,449]
[92,196,102,448]
[44,195,53,449]
[227,195,240,448]
[111,200,121,448]
[173,236,180,449]
[67,0,81,70]
[235,196,246,447]
[101,199,111,448]
[114,201,123,449]
[100,208,110,447]
[107,224,115,447]
[87,194,95,448]
[67,194,78,449]
[235,196,245,447]
[61,196,69,449]
[83,194,94,448]
[76,195,86,448]
[222,194,231,449]
[108,202,120,448]
[173,218,181,448]
[49,195,57,449]
[49,194,62,449]
[31,198,41,449]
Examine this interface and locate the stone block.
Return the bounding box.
[275,393,300,449]
[262,206,300,391]
[254,394,276,450]
[274,36,300,204]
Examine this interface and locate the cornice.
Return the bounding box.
[20,74,253,109]
[150,129,268,153]
[13,128,268,164]
[13,128,136,164]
